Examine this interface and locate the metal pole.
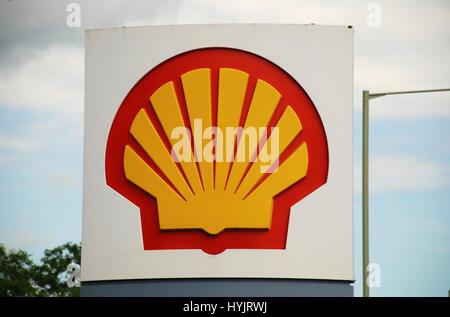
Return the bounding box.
[369,88,450,98]
[362,90,370,297]
[361,87,450,298]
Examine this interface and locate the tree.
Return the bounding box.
[0,244,36,296]
[0,242,81,297]
[33,242,81,297]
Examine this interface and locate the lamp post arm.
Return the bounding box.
[369,88,450,99]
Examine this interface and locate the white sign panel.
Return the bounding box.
[82,24,353,282]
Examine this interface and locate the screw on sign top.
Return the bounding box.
[105,48,328,254]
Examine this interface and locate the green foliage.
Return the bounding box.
[0,245,36,296]
[33,242,81,297]
[0,242,81,297]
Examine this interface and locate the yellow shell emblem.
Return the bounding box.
[123,67,308,235]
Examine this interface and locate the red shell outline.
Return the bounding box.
[105,47,329,255]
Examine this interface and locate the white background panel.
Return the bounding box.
[82,24,353,281]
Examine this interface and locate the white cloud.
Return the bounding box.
[0,230,49,252]
[172,0,364,25]
[0,154,17,165]
[440,142,450,156]
[354,155,450,193]
[0,45,83,114]
[0,135,41,152]
[354,55,450,118]
[0,111,82,155]
[40,171,81,190]
[1,0,448,119]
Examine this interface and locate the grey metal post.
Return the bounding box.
[361,87,450,298]
[362,90,370,298]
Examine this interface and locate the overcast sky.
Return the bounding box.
[0,0,449,296]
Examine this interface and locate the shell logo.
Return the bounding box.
[105,48,328,254]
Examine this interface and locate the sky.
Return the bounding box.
[0,0,449,297]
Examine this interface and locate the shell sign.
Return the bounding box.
[82,24,353,282]
[105,48,328,255]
